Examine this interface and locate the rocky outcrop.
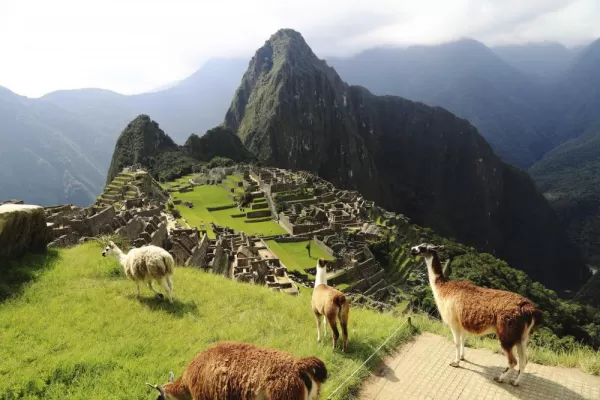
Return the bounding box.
[0,204,47,259]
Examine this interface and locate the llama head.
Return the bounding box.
[410,243,443,258]
[101,241,116,257]
[146,372,174,400]
[316,258,328,269]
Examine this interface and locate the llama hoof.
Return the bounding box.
[157,293,164,299]
[449,361,460,368]
[460,356,465,361]
[494,377,505,384]
[510,380,520,387]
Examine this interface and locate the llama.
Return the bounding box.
[101,241,174,303]
[410,243,542,386]
[311,258,350,352]
[146,341,328,400]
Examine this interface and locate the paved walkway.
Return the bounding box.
[360,333,600,400]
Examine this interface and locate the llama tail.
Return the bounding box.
[335,294,350,334]
[163,253,175,276]
[521,302,543,333]
[296,356,328,383]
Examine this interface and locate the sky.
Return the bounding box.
[1,0,599,98]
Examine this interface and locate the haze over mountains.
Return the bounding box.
[2,29,600,272]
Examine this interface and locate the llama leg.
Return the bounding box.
[449,326,461,367]
[135,281,141,297]
[326,313,340,350]
[314,313,322,342]
[495,342,517,383]
[512,342,528,386]
[147,281,163,298]
[340,317,348,353]
[158,278,173,303]
[460,332,467,360]
[322,315,327,339]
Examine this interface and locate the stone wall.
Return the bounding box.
[89,206,117,236]
[186,233,210,268]
[314,236,335,256]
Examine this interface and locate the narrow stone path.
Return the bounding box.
[360,333,600,400]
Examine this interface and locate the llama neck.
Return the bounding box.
[164,378,191,400]
[314,267,327,287]
[424,253,446,288]
[112,246,127,266]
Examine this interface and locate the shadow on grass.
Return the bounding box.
[0,249,60,302]
[462,359,589,400]
[134,295,199,319]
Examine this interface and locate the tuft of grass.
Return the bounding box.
[0,242,414,399]
[410,313,600,375]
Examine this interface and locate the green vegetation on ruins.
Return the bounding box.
[265,240,334,275]
[0,242,413,400]
[166,178,285,238]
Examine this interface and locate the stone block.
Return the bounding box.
[0,204,47,259]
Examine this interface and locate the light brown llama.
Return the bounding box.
[311,258,350,352]
[146,341,328,400]
[410,243,542,386]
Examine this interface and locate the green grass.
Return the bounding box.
[0,243,414,399]
[171,185,286,238]
[265,240,335,275]
[410,313,600,376]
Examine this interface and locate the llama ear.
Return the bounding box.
[109,241,115,247]
[169,371,175,383]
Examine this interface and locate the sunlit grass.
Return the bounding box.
[265,240,335,275]
[0,242,414,399]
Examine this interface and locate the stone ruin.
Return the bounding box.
[201,226,300,296]
[44,202,168,249]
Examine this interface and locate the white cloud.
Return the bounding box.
[0,0,598,97]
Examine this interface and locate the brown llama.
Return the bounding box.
[410,243,542,386]
[311,258,350,352]
[146,341,328,400]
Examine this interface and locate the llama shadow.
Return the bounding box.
[370,362,400,383]
[0,249,59,303]
[461,360,589,400]
[133,295,199,319]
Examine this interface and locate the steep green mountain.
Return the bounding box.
[0,87,105,206]
[327,39,552,168]
[106,115,197,184]
[107,115,253,184]
[224,28,589,291]
[530,127,600,266]
[182,126,253,162]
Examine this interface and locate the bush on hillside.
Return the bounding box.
[207,156,235,169]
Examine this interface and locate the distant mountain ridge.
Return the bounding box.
[327,39,553,168]
[224,28,589,291]
[0,58,247,206]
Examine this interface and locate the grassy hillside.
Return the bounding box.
[0,242,414,399]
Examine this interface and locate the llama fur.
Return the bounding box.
[410,243,542,387]
[102,241,174,303]
[311,258,350,352]
[147,341,328,400]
